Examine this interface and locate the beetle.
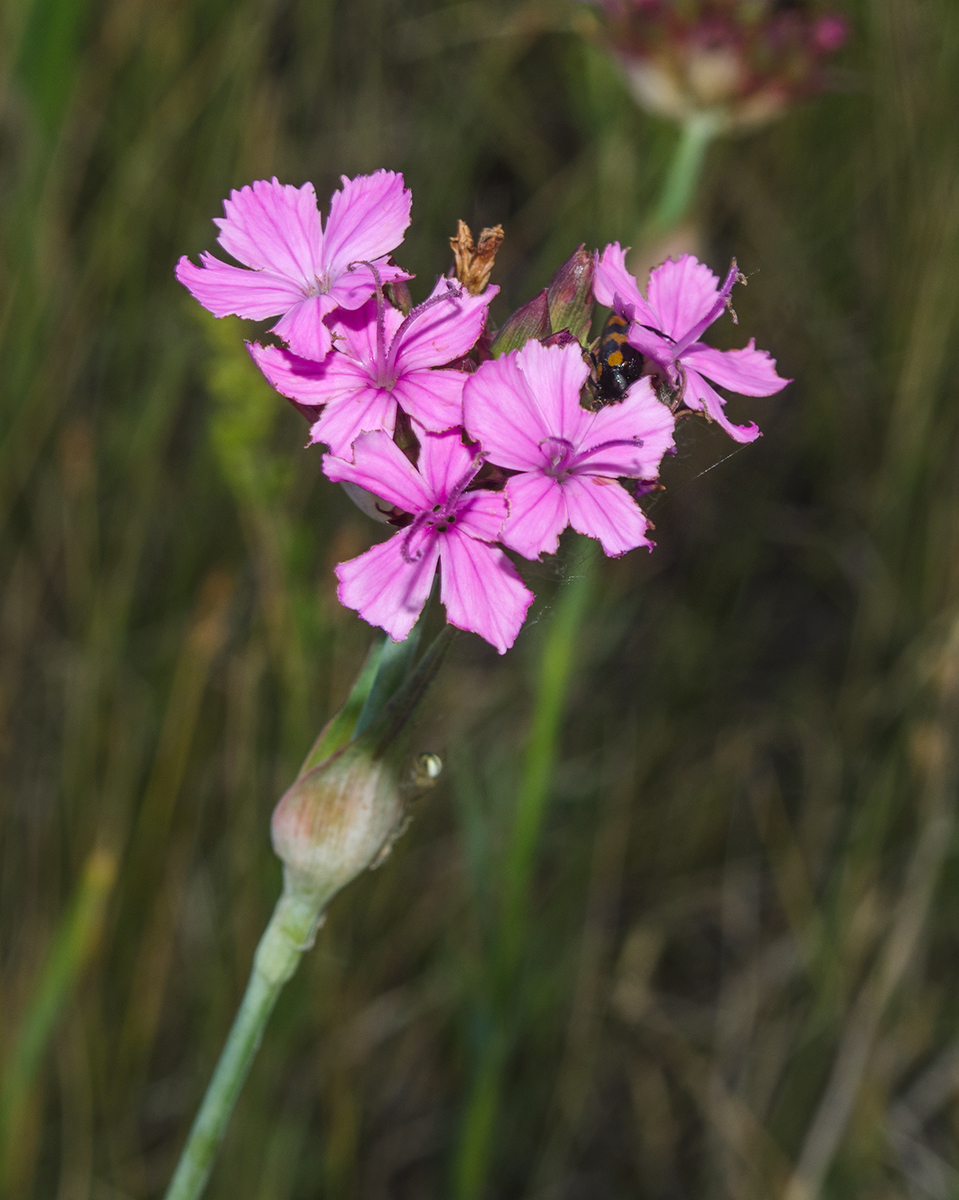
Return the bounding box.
[588,312,646,407]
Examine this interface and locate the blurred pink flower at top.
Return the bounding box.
[594,244,790,443]
[249,277,496,460]
[463,340,675,560]
[175,171,412,361]
[323,429,534,653]
[584,0,850,130]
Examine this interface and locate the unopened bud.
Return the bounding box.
[490,290,552,357]
[271,743,404,904]
[546,246,594,344]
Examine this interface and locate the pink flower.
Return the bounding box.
[463,340,675,560]
[175,172,412,361]
[594,244,790,443]
[323,429,534,653]
[249,277,495,459]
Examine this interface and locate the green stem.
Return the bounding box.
[499,538,599,983]
[0,847,116,1186]
[649,111,721,235]
[163,881,326,1200]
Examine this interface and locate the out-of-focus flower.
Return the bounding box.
[594,244,789,442]
[323,428,534,653]
[176,172,412,361]
[463,340,675,559]
[584,0,849,131]
[249,277,495,459]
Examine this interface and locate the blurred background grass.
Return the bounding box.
[2,0,959,1197]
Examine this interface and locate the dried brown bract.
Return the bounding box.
[450,219,504,294]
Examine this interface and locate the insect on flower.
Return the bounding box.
[589,311,647,407]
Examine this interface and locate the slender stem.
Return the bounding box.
[163,882,327,1200]
[0,848,116,1185]
[499,539,599,984]
[649,111,721,235]
[452,538,598,1200]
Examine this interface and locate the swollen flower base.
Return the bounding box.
[178,169,788,654]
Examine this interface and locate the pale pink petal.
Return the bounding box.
[328,259,413,311]
[323,171,412,277]
[646,255,721,341]
[391,369,466,432]
[215,178,322,283]
[454,489,509,543]
[462,353,550,471]
[576,378,675,478]
[309,387,397,459]
[682,340,790,397]
[330,298,404,366]
[564,475,653,557]
[248,342,368,408]
[390,280,496,374]
[336,533,440,643]
[323,430,433,512]
[272,293,338,359]
[175,253,303,320]
[501,472,568,560]
[625,323,680,380]
[439,532,534,654]
[683,367,761,444]
[515,340,591,445]
[593,244,658,327]
[414,428,479,500]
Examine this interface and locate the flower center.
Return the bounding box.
[305,273,331,297]
[540,436,576,481]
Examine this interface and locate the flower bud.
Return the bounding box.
[546,245,594,344]
[271,743,404,904]
[585,0,849,132]
[490,289,552,357]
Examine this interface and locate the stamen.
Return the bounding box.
[348,259,388,375]
[385,279,462,377]
[671,259,740,358]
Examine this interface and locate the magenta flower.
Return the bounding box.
[323,429,534,653]
[249,277,495,460]
[594,244,789,443]
[463,340,675,560]
[175,172,412,361]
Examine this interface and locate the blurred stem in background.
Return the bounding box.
[0,847,116,1190]
[163,623,451,1200]
[451,114,719,1200]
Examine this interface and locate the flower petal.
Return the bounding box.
[272,293,338,359]
[336,532,439,643]
[682,340,790,397]
[682,367,761,444]
[330,298,404,367]
[248,342,364,407]
[454,488,509,543]
[462,352,551,471]
[646,255,721,341]
[214,178,323,283]
[323,429,433,512]
[323,171,412,277]
[390,279,496,374]
[175,253,303,320]
[593,243,658,327]
[515,340,592,446]
[564,475,653,557]
[328,259,413,312]
[501,471,569,560]
[310,387,397,459]
[439,531,534,654]
[391,369,466,432]
[576,378,675,478]
[415,427,480,501]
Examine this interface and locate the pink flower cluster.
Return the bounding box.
[177,171,788,653]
